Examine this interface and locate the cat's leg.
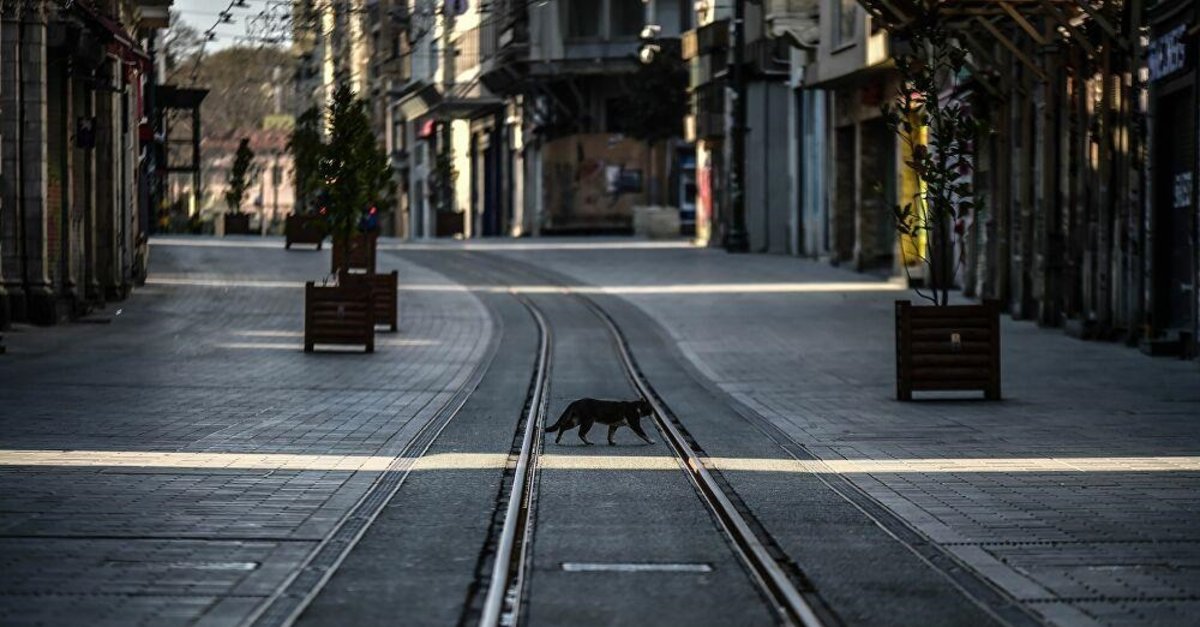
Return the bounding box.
[578,420,594,445]
[607,425,619,446]
[629,421,655,445]
[555,424,566,444]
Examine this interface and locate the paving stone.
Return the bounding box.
[485,240,1200,626]
[0,237,493,625]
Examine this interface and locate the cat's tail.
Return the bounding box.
[544,408,570,433]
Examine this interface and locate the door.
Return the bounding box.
[1153,86,1197,333]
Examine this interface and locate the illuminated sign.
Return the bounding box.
[1149,24,1188,82]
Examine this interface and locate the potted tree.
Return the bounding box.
[223,137,255,235]
[325,89,393,273]
[429,149,463,238]
[304,84,396,352]
[883,4,1000,401]
[285,107,328,249]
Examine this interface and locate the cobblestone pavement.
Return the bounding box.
[0,237,493,626]
[481,240,1200,627]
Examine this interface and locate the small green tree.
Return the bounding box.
[224,137,256,215]
[288,107,325,213]
[319,83,394,243]
[882,2,983,306]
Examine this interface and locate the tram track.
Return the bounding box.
[464,251,1039,627]
[470,256,830,627]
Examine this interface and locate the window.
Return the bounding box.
[566,0,603,39]
[833,0,857,47]
[610,0,644,39]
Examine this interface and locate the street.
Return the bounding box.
[0,238,1197,626]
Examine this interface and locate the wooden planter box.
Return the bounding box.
[304,282,375,353]
[436,211,464,238]
[341,270,399,332]
[896,300,1001,401]
[285,214,326,249]
[224,213,252,235]
[330,231,378,274]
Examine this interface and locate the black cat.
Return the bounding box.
[545,398,656,446]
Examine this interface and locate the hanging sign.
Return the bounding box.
[1148,24,1189,82]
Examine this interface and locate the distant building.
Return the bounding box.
[0,0,175,327]
[189,131,296,235]
[372,0,693,239]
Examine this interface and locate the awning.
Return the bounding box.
[393,83,442,120]
[69,0,152,69]
[391,78,503,122]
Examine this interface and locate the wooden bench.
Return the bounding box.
[896,300,1000,400]
[304,281,374,353]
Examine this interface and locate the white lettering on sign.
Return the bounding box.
[1175,171,1194,209]
[1149,24,1188,82]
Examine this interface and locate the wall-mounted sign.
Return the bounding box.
[76,117,96,149]
[1149,24,1189,82]
[1174,171,1194,209]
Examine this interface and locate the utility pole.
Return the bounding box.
[725,0,750,252]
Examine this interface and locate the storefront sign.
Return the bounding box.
[1149,24,1189,82]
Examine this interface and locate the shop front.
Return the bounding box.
[1147,1,1198,357]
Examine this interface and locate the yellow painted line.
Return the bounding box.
[2,450,1198,474]
[146,277,902,295]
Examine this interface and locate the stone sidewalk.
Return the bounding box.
[0,237,493,626]
[484,240,1200,626]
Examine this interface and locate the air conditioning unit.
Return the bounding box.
[763,0,820,50]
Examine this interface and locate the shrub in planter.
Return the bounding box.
[321,85,394,275]
[223,137,256,236]
[883,4,1000,400]
[285,109,329,250]
[302,84,395,351]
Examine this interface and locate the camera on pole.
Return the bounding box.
[639,24,662,65]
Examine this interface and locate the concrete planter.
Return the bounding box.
[895,300,1001,400]
[632,206,682,239]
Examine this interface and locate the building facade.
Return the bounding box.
[0,0,173,327]
[379,0,693,239]
[832,0,1195,360]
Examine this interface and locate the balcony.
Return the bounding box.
[453,19,499,78]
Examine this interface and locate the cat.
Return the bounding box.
[545,398,656,446]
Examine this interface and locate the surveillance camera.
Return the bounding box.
[638,44,660,64]
[640,24,662,40]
